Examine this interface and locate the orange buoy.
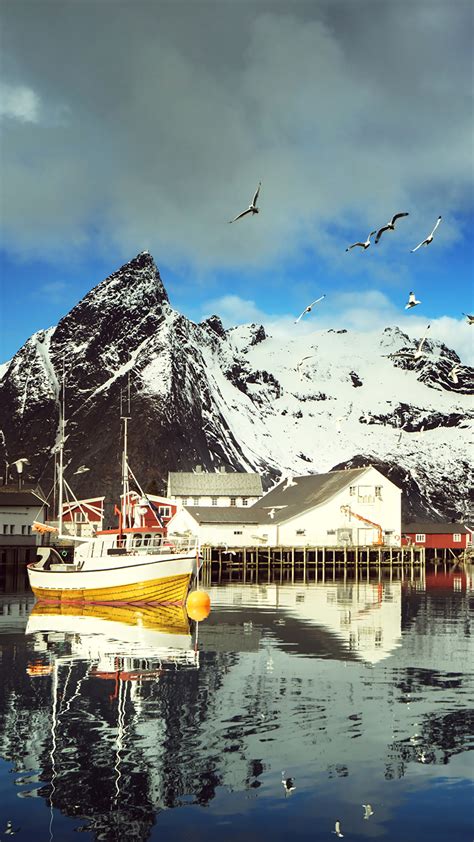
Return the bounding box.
[186,590,211,621]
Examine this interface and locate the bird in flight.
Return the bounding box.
[295,295,326,323]
[462,313,474,325]
[332,820,344,837]
[229,182,261,223]
[413,324,431,359]
[346,230,377,251]
[405,291,421,310]
[74,465,90,474]
[362,804,374,820]
[375,212,409,244]
[410,216,442,252]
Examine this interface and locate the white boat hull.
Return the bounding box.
[28,551,200,605]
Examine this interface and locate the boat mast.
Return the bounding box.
[120,377,131,532]
[58,360,66,533]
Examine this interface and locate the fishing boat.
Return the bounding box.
[27,381,201,605]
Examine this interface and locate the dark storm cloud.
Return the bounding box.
[1,0,472,267]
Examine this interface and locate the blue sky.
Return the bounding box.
[1,0,473,363]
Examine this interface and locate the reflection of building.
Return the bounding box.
[208,582,403,664]
[169,466,401,548]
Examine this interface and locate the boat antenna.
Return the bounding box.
[120,375,132,536]
[58,358,66,534]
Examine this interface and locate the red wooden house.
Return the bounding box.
[120,491,178,532]
[402,521,471,550]
[62,497,105,536]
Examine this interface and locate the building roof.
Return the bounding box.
[183,506,264,525]
[168,471,263,496]
[252,467,371,525]
[403,522,470,534]
[184,468,380,526]
[0,491,48,507]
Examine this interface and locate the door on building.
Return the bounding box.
[358,528,376,545]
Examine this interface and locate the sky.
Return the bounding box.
[0,0,473,364]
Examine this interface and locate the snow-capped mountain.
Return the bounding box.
[0,252,472,520]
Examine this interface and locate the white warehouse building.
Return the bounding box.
[167,466,402,547]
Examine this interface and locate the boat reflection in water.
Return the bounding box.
[26,601,199,677]
[24,601,200,839]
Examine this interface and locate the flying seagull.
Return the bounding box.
[462,313,474,324]
[448,363,460,384]
[295,295,326,323]
[281,771,295,795]
[346,230,377,251]
[405,291,421,310]
[413,325,431,359]
[410,216,442,252]
[229,182,261,223]
[332,821,344,838]
[362,804,374,820]
[375,212,409,244]
[74,465,90,474]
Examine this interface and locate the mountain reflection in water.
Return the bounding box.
[0,563,472,842]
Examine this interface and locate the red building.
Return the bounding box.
[120,492,178,531]
[402,521,471,550]
[62,497,105,536]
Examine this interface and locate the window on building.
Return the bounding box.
[415,533,426,543]
[327,529,336,535]
[375,486,382,499]
[74,512,88,523]
[182,498,188,506]
[21,525,26,535]
[9,525,14,534]
[233,530,243,535]
[242,498,248,507]
[159,506,171,517]
[230,497,236,507]
[453,533,462,542]
[192,499,199,507]
[28,526,32,535]
[349,486,356,496]
[212,497,218,506]
[296,529,306,535]
[2,525,7,535]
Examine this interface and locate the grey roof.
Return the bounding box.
[168,472,263,496]
[0,491,48,507]
[403,522,470,534]
[184,506,264,525]
[185,468,376,526]
[251,468,371,525]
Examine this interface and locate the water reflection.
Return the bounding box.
[0,564,472,841]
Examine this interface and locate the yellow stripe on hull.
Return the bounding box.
[31,572,191,605]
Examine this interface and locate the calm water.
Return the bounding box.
[0,563,473,841]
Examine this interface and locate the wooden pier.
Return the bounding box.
[199,544,472,588]
[200,544,431,584]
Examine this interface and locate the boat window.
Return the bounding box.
[132,534,142,546]
[143,533,152,546]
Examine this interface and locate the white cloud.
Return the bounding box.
[0,83,39,122]
[201,290,474,365]
[1,2,472,268]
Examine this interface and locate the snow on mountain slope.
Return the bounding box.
[0,252,472,520]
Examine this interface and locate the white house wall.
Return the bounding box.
[167,468,401,547]
[277,468,401,547]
